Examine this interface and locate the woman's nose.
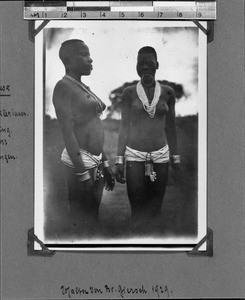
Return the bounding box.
[142,63,149,70]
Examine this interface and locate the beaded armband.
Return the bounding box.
[115,156,124,165]
[170,155,181,164]
[103,160,110,168]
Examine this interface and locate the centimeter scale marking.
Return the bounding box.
[24,1,216,20]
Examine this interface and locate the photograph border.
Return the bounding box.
[34,20,208,252]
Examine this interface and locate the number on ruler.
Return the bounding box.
[62,12,67,18]
[81,12,86,18]
[158,12,163,18]
[100,12,106,17]
[197,12,202,18]
[31,12,40,18]
[42,12,47,18]
[119,12,125,18]
[138,12,144,18]
[177,12,183,17]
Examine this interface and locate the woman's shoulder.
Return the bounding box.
[159,83,175,94]
[122,84,138,99]
[123,84,137,94]
[54,77,76,93]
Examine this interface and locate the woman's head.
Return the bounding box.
[59,39,93,76]
[136,46,159,85]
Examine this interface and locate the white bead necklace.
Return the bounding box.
[64,75,104,117]
[136,80,161,118]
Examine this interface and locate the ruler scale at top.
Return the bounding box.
[23,1,216,20]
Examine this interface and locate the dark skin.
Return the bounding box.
[53,41,115,192]
[116,51,181,184]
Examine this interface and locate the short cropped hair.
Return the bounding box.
[59,39,84,66]
[138,46,158,61]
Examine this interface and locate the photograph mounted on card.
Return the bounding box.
[34,20,207,251]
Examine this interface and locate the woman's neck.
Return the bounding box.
[66,71,81,82]
[141,80,156,90]
[141,74,156,88]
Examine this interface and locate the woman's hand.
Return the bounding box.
[103,166,115,191]
[115,164,126,184]
[172,163,183,184]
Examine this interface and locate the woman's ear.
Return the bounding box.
[63,55,70,66]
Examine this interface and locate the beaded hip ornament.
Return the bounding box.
[145,153,157,182]
[136,80,161,118]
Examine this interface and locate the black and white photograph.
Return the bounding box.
[34,20,207,251]
[1,0,245,299]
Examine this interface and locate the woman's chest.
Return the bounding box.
[131,93,169,116]
[72,90,99,114]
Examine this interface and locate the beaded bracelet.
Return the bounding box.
[171,155,181,164]
[103,160,110,168]
[115,156,124,165]
[75,170,91,181]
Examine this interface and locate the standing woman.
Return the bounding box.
[53,39,115,233]
[115,46,181,228]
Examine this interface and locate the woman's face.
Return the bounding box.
[136,52,159,79]
[68,43,93,76]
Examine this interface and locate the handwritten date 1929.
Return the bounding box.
[152,284,173,298]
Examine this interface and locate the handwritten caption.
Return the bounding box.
[0,108,29,163]
[60,284,173,299]
[0,84,11,92]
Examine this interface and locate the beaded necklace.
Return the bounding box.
[136,80,161,118]
[64,75,105,117]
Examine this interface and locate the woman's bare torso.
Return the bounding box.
[126,85,171,152]
[68,81,104,155]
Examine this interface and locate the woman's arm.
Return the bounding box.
[165,87,182,182]
[165,87,178,156]
[117,88,132,156]
[102,150,115,191]
[116,88,132,183]
[53,80,86,173]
